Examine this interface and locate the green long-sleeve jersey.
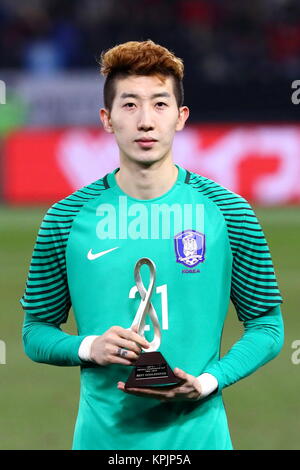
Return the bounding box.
[21,164,284,450]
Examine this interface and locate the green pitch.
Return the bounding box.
[0,205,299,449]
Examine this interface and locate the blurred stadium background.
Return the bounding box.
[0,0,299,450]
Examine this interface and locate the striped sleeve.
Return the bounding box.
[20,204,73,324]
[230,201,283,321]
[186,171,283,322]
[20,179,108,324]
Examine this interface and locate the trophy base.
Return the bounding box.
[125,351,183,389]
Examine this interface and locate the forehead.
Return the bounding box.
[114,75,175,100]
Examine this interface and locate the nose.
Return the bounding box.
[137,106,154,132]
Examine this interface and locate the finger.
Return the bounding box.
[120,327,150,350]
[118,385,163,399]
[128,330,150,350]
[175,368,197,388]
[112,337,142,356]
[178,378,201,398]
[117,382,151,398]
[111,346,140,364]
[120,385,171,399]
[118,383,198,402]
[109,348,141,365]
[192,378,202,395]
[106,343,139,361]
[173,367,188,381]
[117,381,159,396]
[187,390,202,401]
[173,384,194,395]
[109,355,135,366]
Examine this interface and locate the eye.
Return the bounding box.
[123,102,136,109]
[155,102,167,108]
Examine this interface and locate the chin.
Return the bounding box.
[129,152,167,166]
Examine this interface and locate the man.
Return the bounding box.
[21,40,284,450]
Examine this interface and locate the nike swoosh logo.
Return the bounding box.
[87,247,119,260]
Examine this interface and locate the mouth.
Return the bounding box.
[135,138,158,149]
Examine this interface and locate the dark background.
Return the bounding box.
[1,0,299,121]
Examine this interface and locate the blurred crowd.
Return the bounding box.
[1,0,300,83]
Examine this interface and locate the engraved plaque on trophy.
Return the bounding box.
[125,258,183,389]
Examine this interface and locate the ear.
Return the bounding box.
[175,106,189,132]
[100,108,114,133]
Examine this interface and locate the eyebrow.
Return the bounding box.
[120,92,171,100]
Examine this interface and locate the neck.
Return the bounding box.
[115,158,178,200]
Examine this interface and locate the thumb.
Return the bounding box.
[192,377,202,395]
[174,367,188,380]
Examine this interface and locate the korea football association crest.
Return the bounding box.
[174,230,205,267]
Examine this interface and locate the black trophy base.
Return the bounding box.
[125,351,183,389]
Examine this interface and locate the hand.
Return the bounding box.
[90,325,149,366]
[117,367,203,402]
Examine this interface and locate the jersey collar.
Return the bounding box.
[105,164,187,202]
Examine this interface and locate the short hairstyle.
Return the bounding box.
[99,40,184,110]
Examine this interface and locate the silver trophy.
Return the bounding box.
[125,258,182,389]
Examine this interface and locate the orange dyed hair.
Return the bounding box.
[99,40,184,110]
